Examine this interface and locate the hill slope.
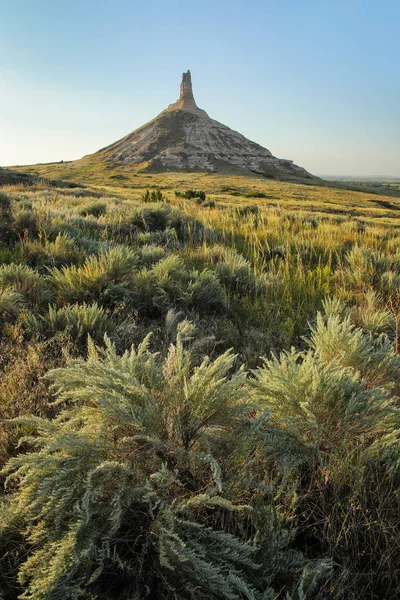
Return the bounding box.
[9,71,314,184]
[88,71,315,180]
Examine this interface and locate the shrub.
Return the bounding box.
[79,202,107,217]
[46,232,84,266]
[308,299,400,392]
[215,248,256,295]
[342,246,388,291]
[130,205,172,232]
[0,245,19,265]
[1,328,328,600]
[19,232,82,268]
[184,269,226,312]
[136,227,179,249]
[13,209,38,238]
[139,255,188,311]
[0,264,53,307]
[251,301,400,464]
[202,246,263,298]
[0,192,15,245]
[131,256,225,315]
[251,347,399,468]
[130,206,205,244]
[23,303,116,344]
[130,268,161,315]
[235,204,259,217]
[350,290,394,336]
[175,189,206,202]
[50,245,138,306]
[49,215,102,239]
[141,188,167,203]
[0,287,24,318]
[0,191,12,214]
[250,304,400,598]
[137,244,167,266]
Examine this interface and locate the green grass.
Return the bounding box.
[0,171,399,600]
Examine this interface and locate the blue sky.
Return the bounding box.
[1,0,399,176]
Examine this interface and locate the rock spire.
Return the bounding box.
[165,70,207,115]
[179,70,194,101]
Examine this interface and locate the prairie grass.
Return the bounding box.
[0,172,399,600]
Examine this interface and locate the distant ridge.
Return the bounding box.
[81,70,316,181]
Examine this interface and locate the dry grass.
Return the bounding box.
[0,170,399,599]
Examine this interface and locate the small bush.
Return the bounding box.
[175,189,206,202]
[235,204,259,217]
[50,245,138,306]
[215,248,258,295]
[23,302,116,344]
[0,264,53,307]
[137,244,166,266]
[0,192,15,245]
[46,232,84,266]
[13,210,38,238]
[309,299,400,391]
[129,206,205,244]
[79,202,107,217]
[343,246,388,291]
[0,192,12,215]
[130,257,225,316]
[203,246,263,297]
[185,269,226,312]
[141,188,168,203]
[0,287,24,318]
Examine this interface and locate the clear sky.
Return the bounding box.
[1,0,399,176]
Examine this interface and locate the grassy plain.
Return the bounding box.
[0,168,399,600]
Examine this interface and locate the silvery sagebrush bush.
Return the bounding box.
[1,319,331,599]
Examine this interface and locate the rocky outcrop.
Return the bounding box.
[180,70,194,101]
[165,70,208,115]
[91,71,315,180]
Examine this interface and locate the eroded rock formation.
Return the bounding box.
[90,71,315,180]
[180,70,194,101]
[166,70,208,115]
